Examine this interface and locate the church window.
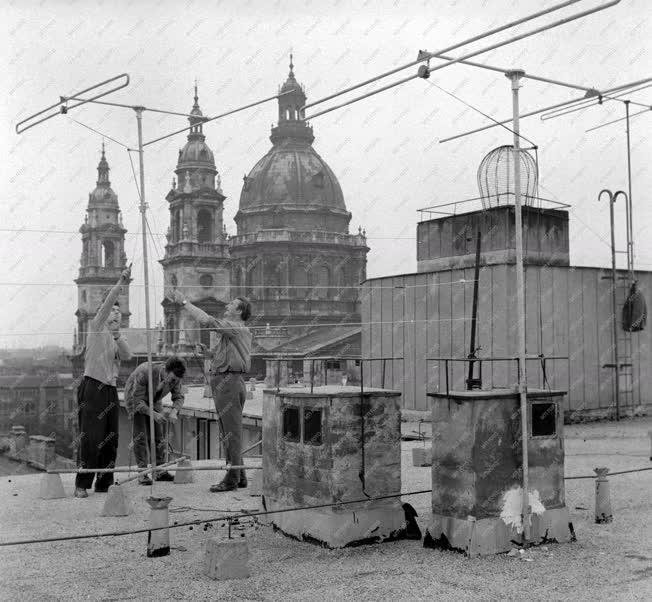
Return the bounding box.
[102,241,114,268]
[197,209,213,243]
[295,265,309,298]
[173,209,182,241]
[81,290,87,304]
[199,274,213,288]
[266,260,282,299]
[171,274,178,288]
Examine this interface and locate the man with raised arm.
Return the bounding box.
[75,266,132,498]
[167,290,252,492]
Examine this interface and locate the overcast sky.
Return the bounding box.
[1,0,650,349]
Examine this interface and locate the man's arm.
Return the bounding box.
[114,335,132,361]
[130,369,150,415]
[168,291,240,338]
[169,380,185,412]
[91,266,131,328]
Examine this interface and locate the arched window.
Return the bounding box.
[295,265,309,298]
[316,266,329,299]
[81,290,87,304]
[170,274,178,288]
[197,209,213,243]
[199,274,213,288]
[267,260,282,300]
[102,241,114,268]
[173,209,182,241]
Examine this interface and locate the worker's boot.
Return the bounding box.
[238,469,247,488]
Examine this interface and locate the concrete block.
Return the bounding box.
[204,538,250,580]
[38,473,66,499]
[174,457,194,484]
[248,469,262,496]
[412,447,432,467]
[101,484,131,517]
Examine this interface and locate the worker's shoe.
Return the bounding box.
[74,487,88,498]
[209,480,237,493]
[94,486,109,493]
[155,471,174,482]
[138,476,153,486]
[238,471,247,488]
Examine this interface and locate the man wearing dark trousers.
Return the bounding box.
[167,290,252,492]
[124,357,186,485]
[75,266,132,498]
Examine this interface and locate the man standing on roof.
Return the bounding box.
[124,356,186,485]
[166,290,252,492]
[75,266,132,498]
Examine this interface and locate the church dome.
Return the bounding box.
[238,57,346,213]
[240,144,345,210]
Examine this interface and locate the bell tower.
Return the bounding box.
[160,85,230,350]
[75,144,131,347]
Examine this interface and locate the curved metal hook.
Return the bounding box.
[612,190,628,204]
[598,189,614,203]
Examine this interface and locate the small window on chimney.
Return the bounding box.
[282,406,300,442]
[531,402,556,437]
[303,408,322,446]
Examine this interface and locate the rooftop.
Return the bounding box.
[0,417,650,600]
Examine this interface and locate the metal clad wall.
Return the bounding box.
[361,265,651,414]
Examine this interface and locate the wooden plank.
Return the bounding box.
[426,272,440,396]
[595,268,615,409]
[404,274,417,410]
[392,276,405,392]
[380,277,394,388]
[524,266,542,388]
[477,262,493,388]
[438,269,453,394]
[567,267,585,413]
[581,269,599,409]
[414,273,428,410]
[550,267,570,405]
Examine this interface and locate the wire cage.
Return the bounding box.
[477,145,539,210]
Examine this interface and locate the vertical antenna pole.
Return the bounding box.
[624,101,634,276]
[135,107,158,490]
[506,69,530,546]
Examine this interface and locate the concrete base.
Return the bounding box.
[266,498,405,548]
[248,470,262,496]
[173,458,194,484]
[424,507,574,557]
[204,538,250,580]
[101,484,131,517]
[412,447,432,467]
[38,473,66,499]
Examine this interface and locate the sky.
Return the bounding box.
[1,0,651,349]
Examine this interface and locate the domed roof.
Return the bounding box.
[238,59,346,212]
[240,143,345,210]
[88,145,119,208]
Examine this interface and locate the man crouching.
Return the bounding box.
[124,357,186,484]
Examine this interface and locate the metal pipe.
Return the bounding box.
[624,103,635,275]
[439,77,652,143]
[586,107,651,132]
[135,108,158,496]
[305,0,621,120]
[507,69,531,546]
[599,190,621,422]
[15,73,130,134]
[434,53,598,93]
[303,0,584,110]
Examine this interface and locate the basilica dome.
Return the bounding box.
[88,145,119,207]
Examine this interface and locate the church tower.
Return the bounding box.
[75,144,130,347]
[160,85,230,349]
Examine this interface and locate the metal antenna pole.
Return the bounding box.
[135,108,158,490]
[506,69,530,546]
[624,101,634,276]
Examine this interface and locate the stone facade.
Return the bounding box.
[262,385,403,547]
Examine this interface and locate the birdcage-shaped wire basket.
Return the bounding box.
[477,145,539,210]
